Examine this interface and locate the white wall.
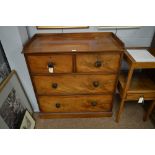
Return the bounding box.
[27,26,116,38]
[18,26,29,45]
[116,27,155,47]
[0,26,39,112]
[27,26,155,47]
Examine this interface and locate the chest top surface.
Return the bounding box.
[23,32,124,54]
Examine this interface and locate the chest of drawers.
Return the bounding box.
[23,32,124,118]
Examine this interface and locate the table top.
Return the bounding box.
[127,49,155,62]
[23,32,125,54]
[124,49,155,69]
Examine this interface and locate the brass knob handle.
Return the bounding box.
[91,101,97,106]
[55,103,61,108]
[93,81,100,87]
[52,83,58,89]
[95,61,102,68]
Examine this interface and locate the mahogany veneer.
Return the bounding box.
[23,32,125,118]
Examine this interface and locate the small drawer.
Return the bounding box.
[33,74,117,95]
[38,95,112,113]
[76,53,120,73]
[126,93,155,100]
[26,54,73,74]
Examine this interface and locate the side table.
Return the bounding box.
[116,49,155,122]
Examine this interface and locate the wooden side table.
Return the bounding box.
[116,49,155,122]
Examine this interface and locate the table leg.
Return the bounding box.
[143,100,155,121]
[116,98,125,123]
[116,65,134,123]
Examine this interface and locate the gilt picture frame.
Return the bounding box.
[0,70,33,129]
[37,26,89,29]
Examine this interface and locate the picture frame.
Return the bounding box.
[20,110,35,129]
[37,26,89,29]
[0,70,33,129]
[0,41,11,84]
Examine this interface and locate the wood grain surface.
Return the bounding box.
[27,54,73,74]
[23,32,125,118]
[38,95,112,112]
[23,32,124,53]
[76,53,120,73]
[33,74,117,95]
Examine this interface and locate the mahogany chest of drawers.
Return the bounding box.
[23,32,125,118]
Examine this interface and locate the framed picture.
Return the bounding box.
[0,70,33,129]
[0,41,11,84]
[37,26,89,29]
[20,110,35,129]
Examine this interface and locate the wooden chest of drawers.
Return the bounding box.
[23,32,124,118]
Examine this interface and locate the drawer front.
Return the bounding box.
[33,74,117,95]
[26,55,73,74]
[126,93,155,100]
[38,95,112,113]
[76,53,120,73]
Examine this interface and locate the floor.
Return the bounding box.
[34,96,155,129]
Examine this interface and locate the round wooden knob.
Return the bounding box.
[48,62,54,68]
[93,81,100,87]
[55,103,61,108]
[95,61,102,68]
[91,101,97,106]
[52,83,58,89]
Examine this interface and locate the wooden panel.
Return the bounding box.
[33,74,117,95]
[26,55,73,74]
[76,53,120,73]
[134,62,155,69]
[23,32,124,54]
[126,93,155,100]
[34,112,112,119]
[38,95,112,113]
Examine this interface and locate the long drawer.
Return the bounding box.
[76,53,120,73]
[33,74,117,95]
[38,95,112,113]
[26,54,73,74]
